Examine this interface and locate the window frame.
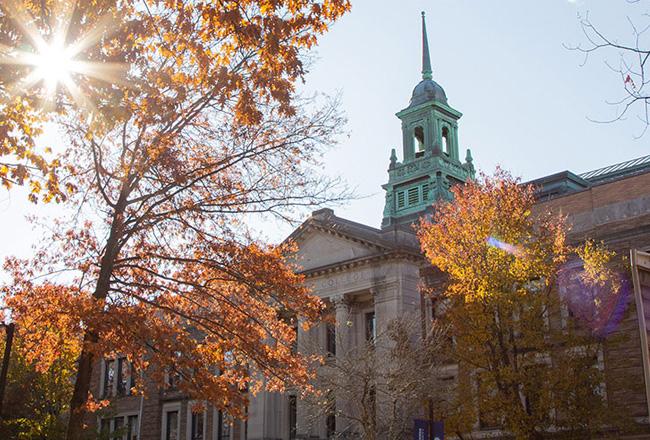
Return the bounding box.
[364,311,376,344]
[212,408,232,440]
[414,125,426,156]
[126,414,140,440]
[97,412,139,440]
[326,322,336,356]
[101,358,116,399]
[325,412,336,439]
[441,125,450,156]
[186,400,207,440]
[164,368,182,391]
[161,402,181,440]
[100,356,136,398]
[117,356,135,396]
[288,395,297,440]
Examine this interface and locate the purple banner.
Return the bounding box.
[413,419,429,440]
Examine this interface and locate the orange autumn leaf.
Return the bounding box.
[1,2,350,439]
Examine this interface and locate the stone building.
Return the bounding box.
[90,13,650,440]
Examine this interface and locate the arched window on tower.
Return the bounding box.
[414,126,425,157]
[441,126,450,156]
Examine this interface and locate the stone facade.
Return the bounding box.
[87,160,650,439]
[530,163,650,428]
[278,165,650,440]
[85,12,650,440]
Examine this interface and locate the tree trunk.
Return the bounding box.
[0,323,15,420]
[66,331,99,438]
[66,192,128,440]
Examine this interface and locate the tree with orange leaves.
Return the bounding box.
[0,284,80,439]
[417,170,630,439]
[0,1,350,438]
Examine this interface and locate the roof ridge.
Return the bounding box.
[580,154,650,181]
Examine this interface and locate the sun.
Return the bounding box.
[0,2,126,111]
[29,37,77,94]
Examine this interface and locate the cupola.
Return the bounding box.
[381,12,475,229]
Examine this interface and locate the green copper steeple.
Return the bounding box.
[381,12,475,229]
[421,12,433,80]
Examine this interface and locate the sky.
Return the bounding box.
[299,0,649,230]
[1,0,649,261]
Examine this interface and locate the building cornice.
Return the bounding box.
[300,248,423,278]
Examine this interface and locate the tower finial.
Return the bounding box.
[421,11,433,80]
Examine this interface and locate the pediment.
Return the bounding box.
[289,227,386,272]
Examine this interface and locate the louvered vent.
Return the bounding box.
[408,187,419,206]
[397,192,406,209]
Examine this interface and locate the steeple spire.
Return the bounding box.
[382,12,475,229]
[421,11,432,80]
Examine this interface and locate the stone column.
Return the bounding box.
[432,118,440,152]
[246,387,265,440]
[372,284,400,440]
[402,121,413,162]
[452,125,459,159]
[332,294,350,437]
[333,294,350,351]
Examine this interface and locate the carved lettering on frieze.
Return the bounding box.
[312,268,387,293]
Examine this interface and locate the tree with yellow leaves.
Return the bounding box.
[417,170,630,439]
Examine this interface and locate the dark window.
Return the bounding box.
[130,363,136,392]
[289,395,297,440]
[190,411,204,440]
[103,359,115,398]
[217,411,231,440]
[326,322,336,356]
[365,312,376,343]
[165,410,179,440]
[326,412,336,439]
[114,417,124,437]
[117,357,130,395]
[127,415,139,440]
[167,369,181,390]
[99,418,111,436]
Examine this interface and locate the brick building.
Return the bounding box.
[89,13,650,440]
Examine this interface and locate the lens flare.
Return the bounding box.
[557,263,630,338]
[486,236,523,257]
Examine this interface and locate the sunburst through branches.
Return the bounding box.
[0,0,125,111]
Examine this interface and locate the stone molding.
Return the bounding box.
[301,249,422,278]
[329,293,349,309]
